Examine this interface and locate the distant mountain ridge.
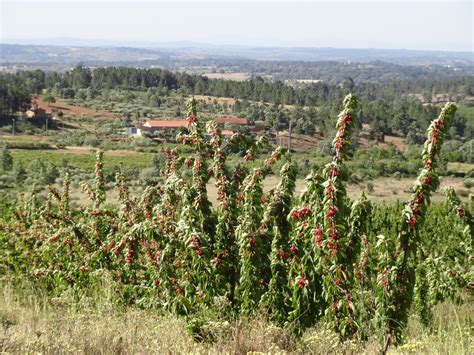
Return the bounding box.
[1,41,472,66]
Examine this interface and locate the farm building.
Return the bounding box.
[131,119,241,142]
[139,119,188,141]
[26,107,46,119]
[215,117,253,127]
[140,119,188,133]
[124,127,142,136]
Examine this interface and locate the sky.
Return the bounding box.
[1,0,473,51]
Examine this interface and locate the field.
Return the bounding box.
[10,147,153,171]
[34,96,116,119]
[203,72,250,81]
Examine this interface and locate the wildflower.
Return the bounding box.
[290,245,298,254]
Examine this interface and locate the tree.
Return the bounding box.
[43,93,56,107]
[0,75,31,115]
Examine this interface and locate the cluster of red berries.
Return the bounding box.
[326,205,337,218]
[49,231,61,242]
[264,148,283,167]
[189,236,203,257]
[187,114,196,125]
[423,175,433,186]
[328,166,340,178]
[278,249,287,260]
[340,113,353,124]
[314,226,324,246]
[296,274,309,288]
[381,270,389,288]
[243,151,254,161]
[126,246,134,265]
[327,241,340,253]
[291,207,311,220]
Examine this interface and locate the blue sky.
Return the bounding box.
[1,0,472,51]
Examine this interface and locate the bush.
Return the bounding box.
[366,182,374,194]
[84,136,100,147]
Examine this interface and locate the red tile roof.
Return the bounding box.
[142,120,188,128]
[215,117,249,125]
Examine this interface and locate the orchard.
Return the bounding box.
[0,95,471,352]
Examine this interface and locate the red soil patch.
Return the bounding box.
[382,135,407,152]
[276,131,323,152]
[33,96,115,118]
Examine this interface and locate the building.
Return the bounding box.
[124,127,142,136]
[215,117,253,127]
[26,108,46,119]
[140,120,188,133]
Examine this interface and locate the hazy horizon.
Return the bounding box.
[1,1,473,52]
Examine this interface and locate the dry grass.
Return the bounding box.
[346,176,473,204]
[61,176,471,208]
[193,94,237,106]
[448,162,474,173]
[0,282,472,354]
[203,72,250,81]
[0,283,203,354]
[207,176,471,206]
[58,147,143,157]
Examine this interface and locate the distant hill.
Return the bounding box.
[0,44,169,65]
[1,43,473,83]
[2,41,472,65]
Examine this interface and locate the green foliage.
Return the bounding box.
[0,74,31,115]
